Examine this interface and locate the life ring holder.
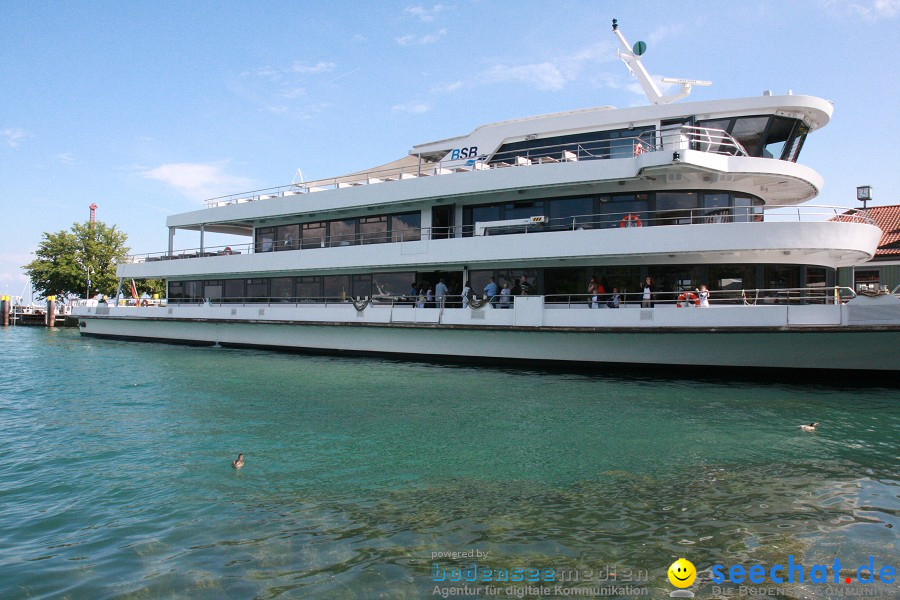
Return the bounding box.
[677,292,699,308]
[223,246,233,255]
[619,214,642,228]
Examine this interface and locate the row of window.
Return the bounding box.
[168,264,832,303]
[255,211,421,253]
[695,115,808,162]
[488,115,808,164]
[490,125,655,164]
[462,191,764,234]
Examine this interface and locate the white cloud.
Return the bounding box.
[57,152,74,165]
[396,28,447,46]
[480,62,569,91]
[404,4,450,22]
[139,162,253,202]
[455,42,616,92]
[3,128,30,147]
[818,0,900,19]
[290,61,336,74]
[392,101,431,114]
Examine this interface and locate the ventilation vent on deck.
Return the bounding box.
[640,309,654,320]
[231,308,237,316]
[258,309,265,316]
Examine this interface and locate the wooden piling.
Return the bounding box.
[46,296,56,327]
[1,295,8,327]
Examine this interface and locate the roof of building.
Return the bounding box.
[838,204,900,258]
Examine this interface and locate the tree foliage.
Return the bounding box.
[24,221,129,298]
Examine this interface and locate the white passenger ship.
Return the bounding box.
[74,21,900,376]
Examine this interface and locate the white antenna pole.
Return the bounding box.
[611,19,711,105]
[611,19,663,103]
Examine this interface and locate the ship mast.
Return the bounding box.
[611,18,711,105]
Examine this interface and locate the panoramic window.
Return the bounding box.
[224,278,245,301]
[391,212,421,242]
[270,277,294,300]
[301,222,326,249]
[329,219,357,247]
[359,216,388,245]
[323,275,350,299]
[762,116,796,159]
[276,224,299,251]
[255,227,275,253]
[203,280,224,301]
[296,276,321,300]
[548,196,595,230]
[246,279,269,300]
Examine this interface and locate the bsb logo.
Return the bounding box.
[450,146,478,160]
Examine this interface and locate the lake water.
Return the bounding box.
[0,326,897,599]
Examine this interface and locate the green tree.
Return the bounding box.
[24,221,129,298]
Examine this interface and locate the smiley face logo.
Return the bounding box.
[668,558,696,588]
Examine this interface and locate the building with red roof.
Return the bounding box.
[837,204,900,293]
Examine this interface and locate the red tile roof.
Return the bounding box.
[837,204,900,257]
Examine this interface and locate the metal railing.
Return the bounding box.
[545,287,856,307]
[201,126,748,208]
[134,287,855,309]
[122,206,873,263]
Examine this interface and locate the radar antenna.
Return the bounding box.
[611,19,711,105]
[291,168,305,189]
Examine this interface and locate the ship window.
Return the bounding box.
[271,277,294,300]
[655,192,698,225]
[763,116,796,159]
[329,219,357,247]
[168,281,184,300]
[352,274,372,298]
[391,212,421,242]
[276,224,299,251]
[323,275,350,299]
[708,265,756,303]
[694,118,732,153]
[503,201,545,221]
[224,279,245,300]
[464,205,501,232]
[359,216,388,245]
[372,272,415,297]
[247,279,269,300]
[184,280,203,300]
[701,193,732,223]
[296,276,322,301]
[255,227,275,253]
[599,194,649,228]
[784,122,808,162]
[301,222,326,249]
[204,280,223,301]
[548,196,594,230]
[730,117,769,156]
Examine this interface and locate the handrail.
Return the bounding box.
[201,125,749,208]
[121,205,874,263]
[111,286,857,308]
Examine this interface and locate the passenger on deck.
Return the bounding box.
[698,284,710,308]
[608,288,621,308]
[461,281,473,308]
[641,276,655,308]
[435,278,448,307]
[588,276,598,308]
[500,283,512,307]
[484,277,499,307]
[519,275,533,296]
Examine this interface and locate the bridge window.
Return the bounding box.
[301,222,326,249]
[391,212,421,242]
[276,224,299,251]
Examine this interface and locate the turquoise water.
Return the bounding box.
[0,326,897,599]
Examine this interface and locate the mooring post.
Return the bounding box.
[1,295,9,327]
[46,295,56,327]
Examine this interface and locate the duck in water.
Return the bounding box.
[797,423,819,432]
[232,453,244,469]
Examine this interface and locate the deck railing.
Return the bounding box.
[146,287,854,308]
[122,206,874,264]
[201,126,748,208]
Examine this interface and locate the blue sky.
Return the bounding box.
[2,0,899,296]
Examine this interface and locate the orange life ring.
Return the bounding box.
[634,143,646,156]
[223,246,233,255]
[619,214,642,228]
[677,292,699,308]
